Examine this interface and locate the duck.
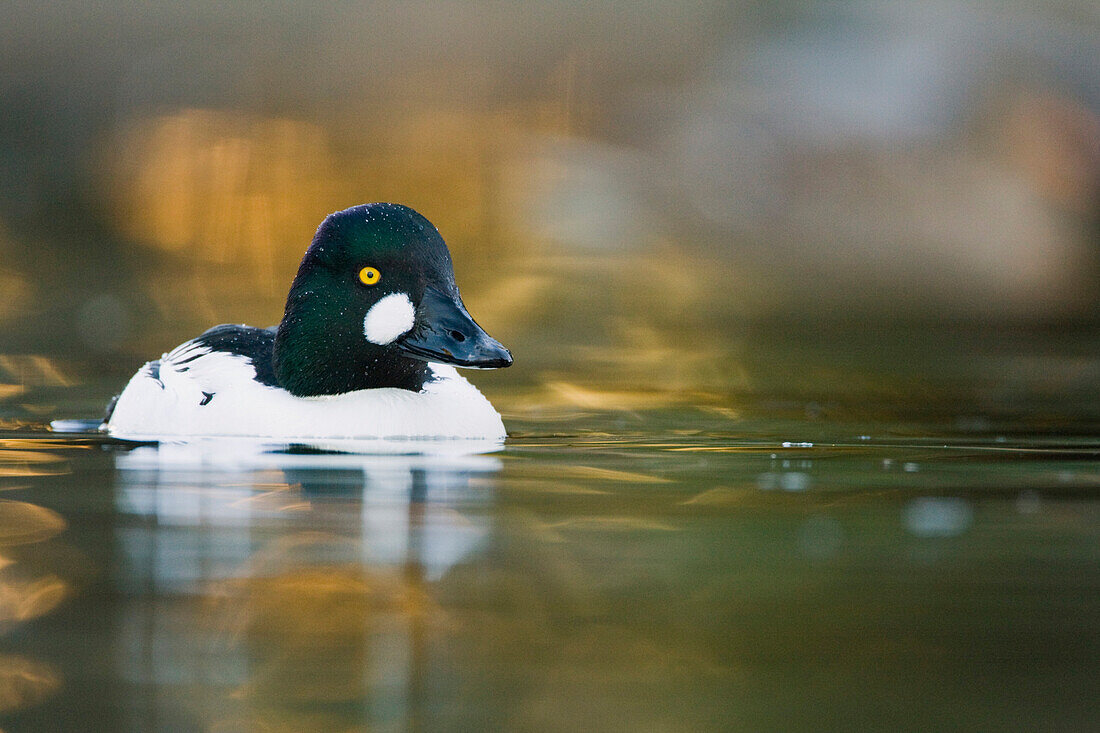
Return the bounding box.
[103,203,513,441]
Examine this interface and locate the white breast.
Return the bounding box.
[104,341,507,442]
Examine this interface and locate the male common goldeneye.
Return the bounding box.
[103,203,512,441]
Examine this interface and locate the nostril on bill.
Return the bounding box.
[450,330,466,342]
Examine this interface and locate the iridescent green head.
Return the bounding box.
[273,203,511,396]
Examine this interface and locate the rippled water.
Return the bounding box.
[0,395,1097,732]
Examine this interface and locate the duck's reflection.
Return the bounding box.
[111,439,500,730]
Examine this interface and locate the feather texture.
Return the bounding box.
[105,336,505,441]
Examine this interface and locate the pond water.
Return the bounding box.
[0,379,1097,732]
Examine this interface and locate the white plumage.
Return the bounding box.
[363,292,416,344]
[104,339,506,442]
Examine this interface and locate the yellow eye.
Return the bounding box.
[358,266,381,285]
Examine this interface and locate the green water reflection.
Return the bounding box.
[0,407,1096,732]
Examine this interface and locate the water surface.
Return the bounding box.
[0,397,1097,732]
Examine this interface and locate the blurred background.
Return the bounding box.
[2,5,1100,731]
[1,0,1100,417]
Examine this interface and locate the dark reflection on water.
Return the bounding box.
[106,442,499,732]
[0,418,1097,731]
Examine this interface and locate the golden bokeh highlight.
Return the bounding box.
[0,570,68,625]
[205,531,442,723]
[0,500,66,545]
[0,356,71,389]
[105,109,340,285]
[103,107,527,271]
[0,655,60,714]
[0,443,71,718]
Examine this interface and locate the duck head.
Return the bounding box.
[273,203,512,396]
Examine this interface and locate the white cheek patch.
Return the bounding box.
[363,292,416,345]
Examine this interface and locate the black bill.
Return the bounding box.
[396,287,513,369]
